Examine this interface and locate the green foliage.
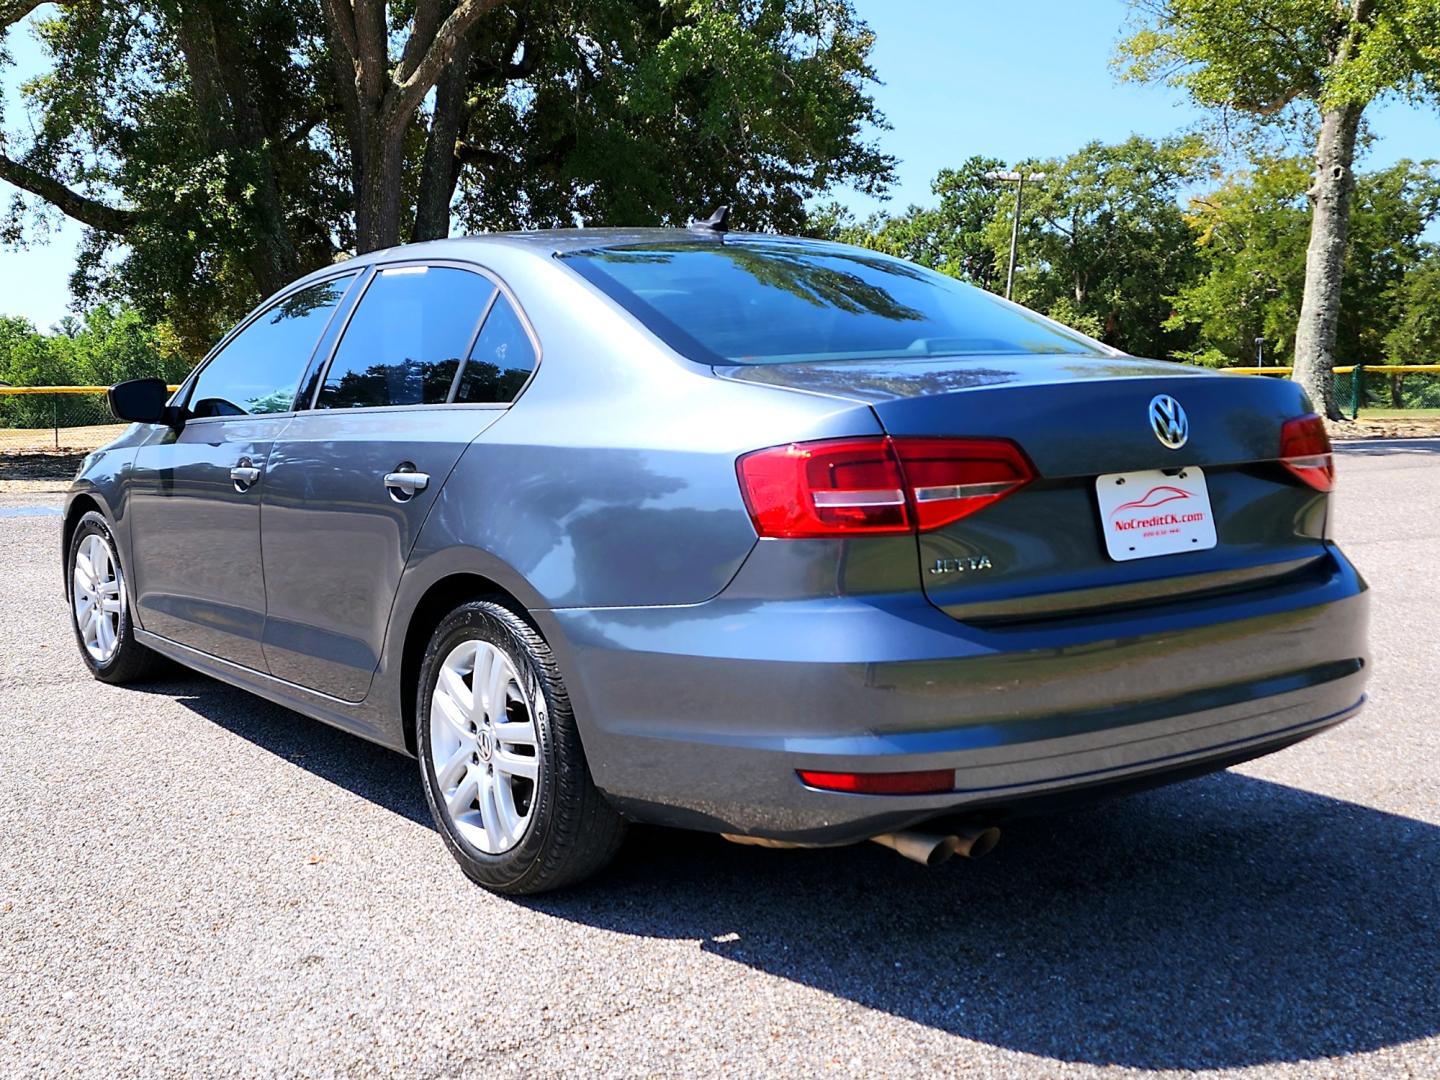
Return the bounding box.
[824,138,1440,368]
[2,0,894,351]
[0,303,188,388]
[1385,249,1440,362]
[1169,156,1440,364]
[450,0,895,234]
[1115,0,1440,123]
[808,138,1215,358]
[1166,156,1313,365]
[990,135,1213,358]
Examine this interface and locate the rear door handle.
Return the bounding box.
[384,470,430,500]
[230,462,261,490]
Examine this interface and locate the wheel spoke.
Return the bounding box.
[480,772,511,849]
[494,749,538,781]
[438,661,473,717]
[492,770,523,837]
[431,686,471,742]
[483,658,511,725]
[493,720,537,747]
[94,612,114,654]
[445,771,479,819]
[436,742,471,787]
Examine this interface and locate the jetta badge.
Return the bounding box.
[1149,394,1189,450]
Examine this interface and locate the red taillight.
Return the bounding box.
[892,437,1035,530]
[735,438,908,537]
[736,436,1034,539]
[797,769,956,795]
[1279,413,1335,492]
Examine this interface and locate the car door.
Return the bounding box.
[127,273,360,670]
[259,262,539,701]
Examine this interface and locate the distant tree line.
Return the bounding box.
[810,138,1440,396]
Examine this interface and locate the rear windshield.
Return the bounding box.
[561,240,1106,365]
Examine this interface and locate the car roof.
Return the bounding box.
[361,228,820,261]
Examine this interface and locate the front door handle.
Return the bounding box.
[384,469,430,502]
[230,460,261,491]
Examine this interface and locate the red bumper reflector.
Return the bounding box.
[797,769,956,795]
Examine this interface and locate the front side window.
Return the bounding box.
[561,240,1106,365]
[317,266,495,409]
[453,294,537,404]
[188,275,356,418]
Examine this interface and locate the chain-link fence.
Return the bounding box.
[1223,365,1440,423]
[0,386,160,455]
[1338,365,1440,418]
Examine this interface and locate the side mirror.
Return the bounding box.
[107,378,175,426]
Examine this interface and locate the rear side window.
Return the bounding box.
[561,241,1106,365]
[453,294,537,404]
[317,266,494,409]
[188,275,355,418]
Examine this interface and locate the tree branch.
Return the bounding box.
[396,0,449,85]
[0,0,49,30]
[0,151,135,233]
[388,0,505,126]
[352,0,387,104]
[318,0,357,62]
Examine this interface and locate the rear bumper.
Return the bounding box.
[535,546,1369,843]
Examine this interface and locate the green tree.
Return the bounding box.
[1169,156,1440,366]
[1385,249,1440,363]
[1117,0,1440,417]
[988,135,1212,358]
[829,157,1006,288]
[1,0,893,349]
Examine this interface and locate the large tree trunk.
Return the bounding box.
[413,37,475,242]
[172,1,299,295]
[1292,100,1364,420]
[321,0,505,255]
[353,117,408,252]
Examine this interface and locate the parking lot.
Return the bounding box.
[1,440,1437,1079]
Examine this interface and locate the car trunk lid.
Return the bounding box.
[718,354,1332,622]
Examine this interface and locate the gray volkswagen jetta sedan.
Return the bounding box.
[65,227,1368,893]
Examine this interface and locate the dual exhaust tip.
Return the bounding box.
[722,825,1000,867]
[870,826,1000,867]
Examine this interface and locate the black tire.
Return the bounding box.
[416,600,626,894]
[67,510,166,685]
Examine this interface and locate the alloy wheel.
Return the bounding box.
[72,532,124,664]
[428,639,541,854]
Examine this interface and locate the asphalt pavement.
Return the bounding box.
[1,441,1437,1079]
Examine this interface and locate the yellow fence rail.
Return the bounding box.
[0,385,181,394]
[1222,364,1440,420]
[1222,365,1440,376]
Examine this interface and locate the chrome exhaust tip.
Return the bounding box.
[870,826,1000,866]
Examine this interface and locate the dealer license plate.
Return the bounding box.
[1094,467,1218,561]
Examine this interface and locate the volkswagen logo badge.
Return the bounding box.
[1149,394,1189,450]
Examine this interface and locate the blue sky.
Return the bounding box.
[2,0,1439,329]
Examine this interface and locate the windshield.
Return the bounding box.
[561,239,1107,365]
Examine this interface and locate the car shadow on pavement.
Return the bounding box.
[533,774,1440,1071]
[152,672,1438,1070]
[136,672,434,828]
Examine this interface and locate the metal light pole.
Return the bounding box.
[985,169,1047,300]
